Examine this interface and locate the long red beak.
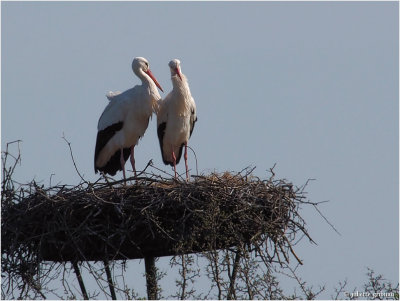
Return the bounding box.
[175,67,182,81]
[146,69,163,92]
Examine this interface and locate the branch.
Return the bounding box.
[62,134,88,184]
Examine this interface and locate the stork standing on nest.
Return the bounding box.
[94,57,163,181]
[157,59,197,181]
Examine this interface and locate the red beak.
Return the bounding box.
[175,67,182,81]
[145,69,163,92]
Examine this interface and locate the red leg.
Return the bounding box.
[172,147,177,179]
[120,148,126,183]
[184,142,189,181]
[130,146,137,177]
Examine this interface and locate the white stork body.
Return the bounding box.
[94,57,163,180]
[157,59,197,180]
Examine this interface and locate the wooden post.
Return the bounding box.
[104,259,117,300]
[144,256,158,300]
[227,251,241,300]
[72,261,89,300]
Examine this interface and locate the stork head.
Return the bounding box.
[132,57,163,92]
[169,59,182,81]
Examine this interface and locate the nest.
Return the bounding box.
[2,168,311,277]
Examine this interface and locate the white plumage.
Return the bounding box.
[106,91,121,100]
[157,59,197,181]
[94,57,163,180]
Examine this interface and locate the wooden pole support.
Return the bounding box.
[72,261,89,300]
[103,259,117,300]
[227,251,241,300]
[144,256,158,300]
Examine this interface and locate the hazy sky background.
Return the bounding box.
[2,1,398,299]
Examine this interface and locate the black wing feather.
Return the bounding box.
[175,143,184,165]
[158,121,185,166]
[97,148,130,175]
[94,121,130,175]
[157,122,171,165]
[189,108,197,138]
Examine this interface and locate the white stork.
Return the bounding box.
[157,59,197,181]
[94,57,163,180]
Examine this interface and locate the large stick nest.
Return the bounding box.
[2,168,312,277]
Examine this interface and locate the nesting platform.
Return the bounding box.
[2,171,307,264]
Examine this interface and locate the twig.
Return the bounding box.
[62,134,88,184]
[187,145,199,176]
[312,202,342,236]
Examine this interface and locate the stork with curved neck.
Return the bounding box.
[157,59,197,181]
[94,57,163,182]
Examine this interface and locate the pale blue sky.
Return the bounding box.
[2,1,398,299]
